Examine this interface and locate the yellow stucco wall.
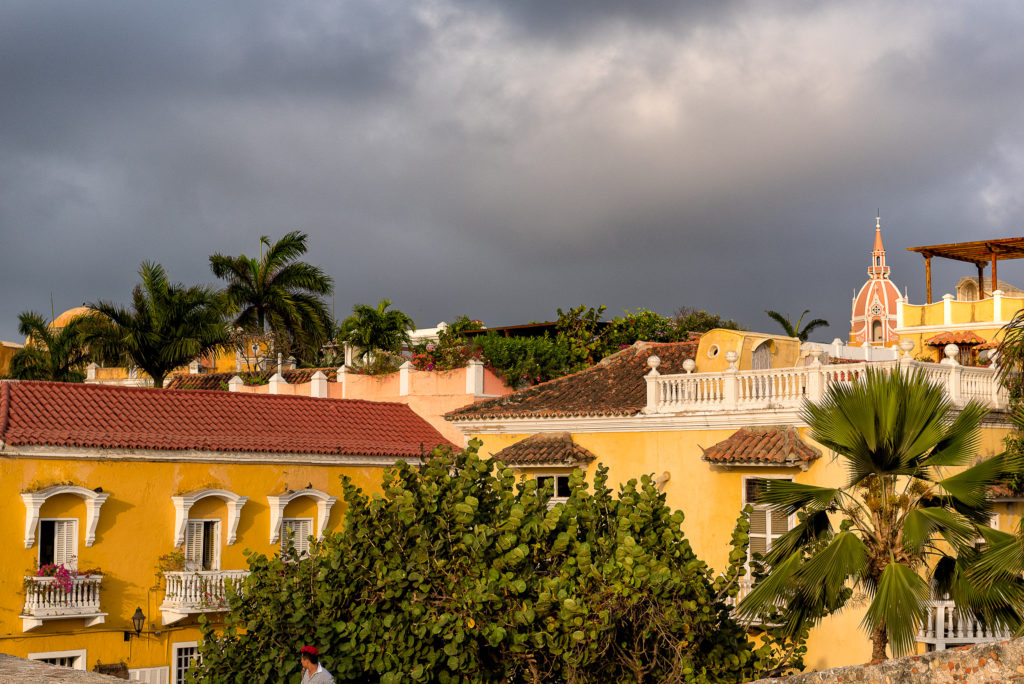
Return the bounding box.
[0,342,21,376]
[695,330,801,373]
[468,421,1014,672]
[0,455,386,673]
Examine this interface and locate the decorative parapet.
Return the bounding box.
[21,485,110,549]
[20,575,106,631]
[159,570,249,625]
[645,348,1009,415]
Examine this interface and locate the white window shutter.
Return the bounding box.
[54,520,77,568]
[185,521,204,571]
[282,519,313,557]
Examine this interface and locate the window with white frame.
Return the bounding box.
[281,518,314,557]
[744,477,792,562]
[536,475,572,505]
[28,648,86,670]
[184,520,220,571]
[38,519,77,569]
[172,642,199,684]
[128,666,170,683]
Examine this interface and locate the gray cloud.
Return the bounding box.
[2,0,1024,345]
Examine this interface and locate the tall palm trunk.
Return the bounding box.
[870,623,888,662]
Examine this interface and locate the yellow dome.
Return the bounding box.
[51,306,92,329]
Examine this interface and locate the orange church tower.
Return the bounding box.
[850,217,901,347]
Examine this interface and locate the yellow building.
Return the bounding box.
[445,337,1018,671]
[0,380,453,680]
[0,340,23,377]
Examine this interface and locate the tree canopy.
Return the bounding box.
[338,298,414,365]
[764,309,829,342]
[81,262,228,388]
[194,444,800,683]
[8,311,91,382]
[210,231,333,361]
[738,367,1024,660]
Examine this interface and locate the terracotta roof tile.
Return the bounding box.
[491,433,596,466]
[165,367,341,391]
[0,380,454,458]
[924,331,986,346]
[446,338,699,421]
[701,427,821,468]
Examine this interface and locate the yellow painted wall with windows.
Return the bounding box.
[0,455,386,675]
[466,422,1015,672]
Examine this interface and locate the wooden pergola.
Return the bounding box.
[907,237,1024,303]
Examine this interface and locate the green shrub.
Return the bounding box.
[194,443,795,683]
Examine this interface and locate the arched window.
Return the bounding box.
[875,256,881,266]
[872,321,883,343]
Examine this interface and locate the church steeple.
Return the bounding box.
[868,215,890,280]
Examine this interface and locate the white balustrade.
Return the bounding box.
[646,358,1009,414]
[160,570,249,618]
[917,599,1012,650]
[22,575,103,618]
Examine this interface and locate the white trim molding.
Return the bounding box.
[21,485,109,549]
[28,648,88,670]
[171,489,248,547]
[266,489,337,543]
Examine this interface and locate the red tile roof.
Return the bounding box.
[165,367,341,391]
[0,380,454,458]
[446,339,699,421]
[924,331,986,346]
[491,433,596,466]
[701,427,821,468]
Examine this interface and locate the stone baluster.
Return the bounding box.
[644,355,660,413]
[722,351,739,410]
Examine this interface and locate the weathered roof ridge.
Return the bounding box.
[491,432,597,466]
[447,338,700,422]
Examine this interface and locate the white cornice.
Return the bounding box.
[897,323,1005,334]
[0,443,418,468]
[454,407,1013,435]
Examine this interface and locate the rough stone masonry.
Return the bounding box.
[751,637,1024,683]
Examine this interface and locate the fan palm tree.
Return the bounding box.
[339,299,413,362]
[209,231,333,358]
[81,262,229,388]
[738,368,1024,661]
[8,311,91,382]
[765,309,829,342]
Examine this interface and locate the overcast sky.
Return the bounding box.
[3,1,1024,344]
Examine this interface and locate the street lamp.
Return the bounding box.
[131,607,145,636]
[125,607,145,641]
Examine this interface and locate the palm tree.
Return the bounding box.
[209,231,333,359]
[81,262,229,388]
[8,311,91,382]
[738,368,1024,661]
[765,309,829,342]
[339,299,413,362]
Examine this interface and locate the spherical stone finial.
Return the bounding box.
[682,359,696,374]
[647,354,661,370]
[944,343,959,360]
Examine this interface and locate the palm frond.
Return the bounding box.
[862,562,929,657]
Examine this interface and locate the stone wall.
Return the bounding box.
[0,654,123,683]
[751,638,1024,683]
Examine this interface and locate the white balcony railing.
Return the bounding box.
[645,351,1009,415]
[20,575,106,631]
[159,570,249,625]
[917,599,1013,651]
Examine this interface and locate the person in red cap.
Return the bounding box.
[299,646,334,683]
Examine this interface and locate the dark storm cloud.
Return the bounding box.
[2,1,1024,344]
